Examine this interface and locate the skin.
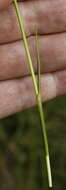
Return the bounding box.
[0,0,66,118]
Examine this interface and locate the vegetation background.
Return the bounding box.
[0,94,66,190]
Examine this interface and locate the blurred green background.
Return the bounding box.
[0,95,66,190]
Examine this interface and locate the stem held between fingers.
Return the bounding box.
[13,0,52,187]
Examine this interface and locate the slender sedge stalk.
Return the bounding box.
[13,0,52,187]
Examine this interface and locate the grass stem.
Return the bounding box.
[13,0,52,187]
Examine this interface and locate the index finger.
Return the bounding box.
[0,0,66,44]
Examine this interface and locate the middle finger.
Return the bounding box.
[0,33,66,80]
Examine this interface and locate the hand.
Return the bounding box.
[0,0,66,118]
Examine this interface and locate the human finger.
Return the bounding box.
[0,70,66,118]
[0,0,66,43]
[0,33,66,80]
[0,0,12,10]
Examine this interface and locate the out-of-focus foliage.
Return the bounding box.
[0,95,66,190]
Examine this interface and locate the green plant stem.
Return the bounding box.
[13,0,52,187]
